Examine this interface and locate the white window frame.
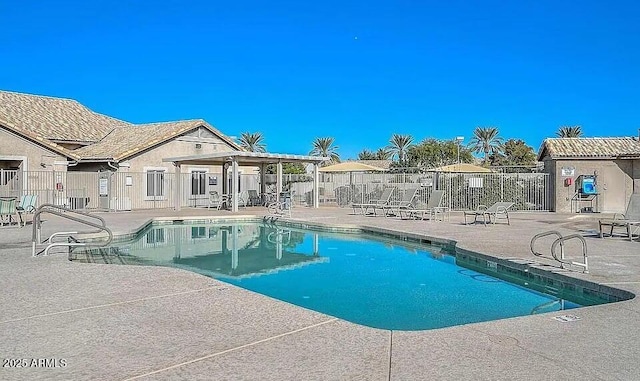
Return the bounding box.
[191,226,207,239]
[145,228,166,246]
[143,166,168,201]
[189,167,209,197]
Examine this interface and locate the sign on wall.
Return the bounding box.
[561,167,575,177]
[99,178,109,196]
[468,178,483,188]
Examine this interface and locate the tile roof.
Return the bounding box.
[74,120,240,161]
[0,90,241,162]
[538,137,640,160]
[319,161,387,172]
[0,90,130,142]
[354,160,392,169]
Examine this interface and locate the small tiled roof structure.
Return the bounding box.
[318,161,387,172]
[537,137,640,160]
[354,160,392,170]
[432,163,492,173]
[0,90,241,162]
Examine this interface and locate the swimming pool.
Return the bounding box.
[73,220,615,330]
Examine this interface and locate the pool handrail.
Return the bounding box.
[530,230,588,273]
[31,204,113,257]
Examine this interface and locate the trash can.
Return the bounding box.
[279,192,291,211]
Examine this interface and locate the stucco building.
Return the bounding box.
[538,137,640,213]
[0,91,252,209]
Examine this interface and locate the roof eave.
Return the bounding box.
[0,118,80,160]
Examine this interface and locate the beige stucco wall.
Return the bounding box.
[92,135,259,209]
[0,127,67,171]
[547,158,636,213]
[122,137,231,172]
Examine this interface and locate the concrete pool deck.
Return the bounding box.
[1,207,639,380]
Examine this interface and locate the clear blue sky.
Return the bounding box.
[2,1,639,159]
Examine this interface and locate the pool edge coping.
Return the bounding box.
[72,214,637,305]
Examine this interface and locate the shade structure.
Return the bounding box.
[433,163,492,173]
[319,161,387,172]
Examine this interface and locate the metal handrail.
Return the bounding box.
[551,234,588,273]
[530,230,588,273]
[530,230,563,257]
[531,299,565,315]
[31,204,113,257]
[47,231,79,243]
[267,229,291,246]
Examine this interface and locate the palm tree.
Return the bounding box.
[556,125,583,138]
[386,134,414,165]
[375,148,392,160]
[238,132,266,152]
[358,149,376,160]
[467,126,504,165]
[310,137,340,163]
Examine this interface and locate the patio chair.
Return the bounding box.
[221,192,248,209]
[245,190,261,206]
[16,194,38,226]
[267,194,292,217]
[208,191,224,210]
[401,190,445,220]
[0,198,19,226]
[352,187,397,215]
[463,202,515,226]
[599,194,640,240]
[379,186,421,217]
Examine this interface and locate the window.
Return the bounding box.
[191,170,207,196]
[145,169,165,199]
[0,169,17,186]
[191,227,207,239]
[146,228,165,245]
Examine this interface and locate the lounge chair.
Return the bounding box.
[401,190,446,220]
[380,186,421,217]
[267,195,292,217]
[599,194,640,240]
[16,194,38,226]
[247,190,261,206]
[464,202,515,226]
[208,191,224,210]
[0,198,19,226]
[352,187,396,215]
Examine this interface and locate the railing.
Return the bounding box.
[530,230,589,273]
[31,204,113,257]
[7,170,550,212]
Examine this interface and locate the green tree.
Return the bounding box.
[357,149,377,160]
[375,148,392,160]
[358,148,392,160]
[310,137,340,164]
[266,162,307,174]
[406,138,474,169]
[489,139,536,168]
[468,126,504,165]
[556,125,582,138]
[386,134,414,165]
[238,132,266,152]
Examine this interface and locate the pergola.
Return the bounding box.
[163,151,328,211]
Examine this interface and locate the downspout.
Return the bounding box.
[106,161,119,212]
[107,161,119,171]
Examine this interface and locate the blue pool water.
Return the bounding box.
[83,222,593,330]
